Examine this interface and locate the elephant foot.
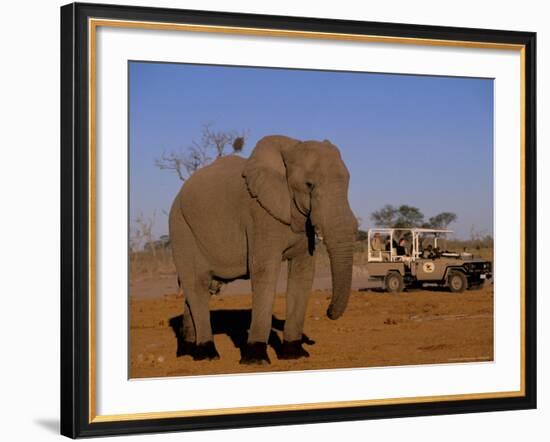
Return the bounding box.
[278,340,310,360]
[193,341,220,361]
[240,342,271,365]
[177,340,196,358]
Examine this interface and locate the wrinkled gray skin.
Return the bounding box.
[169,135,357,364]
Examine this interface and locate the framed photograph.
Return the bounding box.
[60,2,536,438]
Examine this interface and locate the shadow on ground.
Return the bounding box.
[169,309,315,359]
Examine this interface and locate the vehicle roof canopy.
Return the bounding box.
[368,227,453,235]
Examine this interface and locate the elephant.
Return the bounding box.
[169,135,358,364]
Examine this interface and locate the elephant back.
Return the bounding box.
[172,155,249,271]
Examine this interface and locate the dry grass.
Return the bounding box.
[130,247,175,280]
[130,241,493,283]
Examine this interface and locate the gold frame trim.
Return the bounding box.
[88,18,527,423]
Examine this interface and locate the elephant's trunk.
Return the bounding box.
[326,240,355,320]
[313,200,357,320]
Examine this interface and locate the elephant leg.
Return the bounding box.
[177,300,197,357]
[182,300,196,342]
[182,273,219,361]
[280,251,315,359]
[171,214,219,361]
[240,258,282,365]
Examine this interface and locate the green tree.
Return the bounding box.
[428,212,457,229]
[394,205,425,228]
[370,204,456,229]
[370,204,397,227]
[370,204,425,227]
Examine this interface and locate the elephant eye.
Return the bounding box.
[305,181,314,190]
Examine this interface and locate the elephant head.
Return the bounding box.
[243,135,358,320]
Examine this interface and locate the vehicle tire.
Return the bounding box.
[385,272,404,293]
[448,271,467,293]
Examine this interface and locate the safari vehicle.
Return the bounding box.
[364,228,492,293]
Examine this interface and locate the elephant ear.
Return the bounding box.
[243,136,298,225]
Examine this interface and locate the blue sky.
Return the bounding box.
[129,61,493,240]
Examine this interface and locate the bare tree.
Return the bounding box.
[129,227,141,254]
[183,143,212,175]
[199,123,246,158]
[155,151,190,182]
[134,210,156,256]
[155,123,247,182]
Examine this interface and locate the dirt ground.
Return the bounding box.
[129,284,493,378]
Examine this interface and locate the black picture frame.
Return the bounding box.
[61,2,537,438]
